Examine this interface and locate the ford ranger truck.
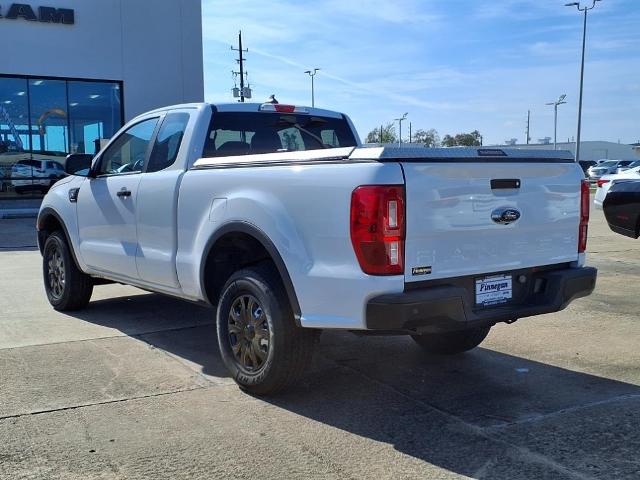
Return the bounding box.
[37,102,597,395]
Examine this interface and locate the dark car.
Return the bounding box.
[579,160,597,174]
[603,180,640,239]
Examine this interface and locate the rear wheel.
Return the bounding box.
[216,264,318,395]
[411,326,491,355]
[43,231,93,311]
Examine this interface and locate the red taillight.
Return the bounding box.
[350,185,405,275]
[596,179,610,188]
[579,180,590,253]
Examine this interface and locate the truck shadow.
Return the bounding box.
[67,291,640,479]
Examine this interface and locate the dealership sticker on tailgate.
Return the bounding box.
[475,274,512,306]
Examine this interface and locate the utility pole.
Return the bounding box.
[394,113,408,146]
[231,30,249,102]
[566,0,600,162]
[409,122,412,143]
[304,68,320,107]
[526,110,531,145]
[546,94,567,150]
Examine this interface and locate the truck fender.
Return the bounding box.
[199,221,302,324]
[37,207,82,268]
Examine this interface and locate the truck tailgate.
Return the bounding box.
[401,161,583,283]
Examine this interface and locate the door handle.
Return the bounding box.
[117,188,131,198]
[491,179,521,190]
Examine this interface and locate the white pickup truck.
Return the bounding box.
[37,102,597,394]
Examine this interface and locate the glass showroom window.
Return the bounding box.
[0,77,31,198]
[28,79,69,155]
[0,75,123,199]
[68,81,122,155]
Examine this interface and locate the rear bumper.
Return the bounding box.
[366,265,597,333]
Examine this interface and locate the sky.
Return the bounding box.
[201,0,640,146]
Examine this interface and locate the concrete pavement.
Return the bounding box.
[1,206,639,479]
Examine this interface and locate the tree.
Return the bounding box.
[442,130,483,147]
[442,134,456,147]
[412,128,440,147]
[365,123,397,144]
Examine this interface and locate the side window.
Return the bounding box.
[277,128,302,151]
[147,112,190,173]
[321,129,340,147]
[97,118,158,175]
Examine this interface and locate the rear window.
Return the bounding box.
[203,111,357,158]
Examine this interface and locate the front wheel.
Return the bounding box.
[216,264,318,395]
[43,231,93,311]
[412,326,491,355]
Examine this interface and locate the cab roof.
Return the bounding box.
[143,102,344,119]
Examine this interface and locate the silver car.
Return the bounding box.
[587,160,634,181]
[616,160,640,174]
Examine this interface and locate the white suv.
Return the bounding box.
[11,159,66,194]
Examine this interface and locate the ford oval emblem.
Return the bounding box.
[491,207,521,225]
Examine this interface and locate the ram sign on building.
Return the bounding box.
[0,0,204,201]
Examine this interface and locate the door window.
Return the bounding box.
[97,118,158,175]
[147,112,190,173]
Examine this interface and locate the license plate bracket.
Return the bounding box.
[475,274,513,307]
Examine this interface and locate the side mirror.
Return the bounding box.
[65,153,94,177]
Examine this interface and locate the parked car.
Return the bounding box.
[36,102,597,394]
[603,180,640,238]
[587,160,635,182]
[616,160,640,174]
[579,160,597,175]
[11,159,66,194]
[594,166,640,209]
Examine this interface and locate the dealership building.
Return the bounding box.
[0,0,204,204]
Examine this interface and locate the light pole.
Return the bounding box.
[394,112,408,146]
[304,68,319,107]
[546,94,567,150]
[565,0,601,162]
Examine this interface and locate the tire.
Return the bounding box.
[43,231,93,311]
[216,264,318,395]
[411,326,491,355]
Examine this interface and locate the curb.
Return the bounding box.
[0,210,38,220]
